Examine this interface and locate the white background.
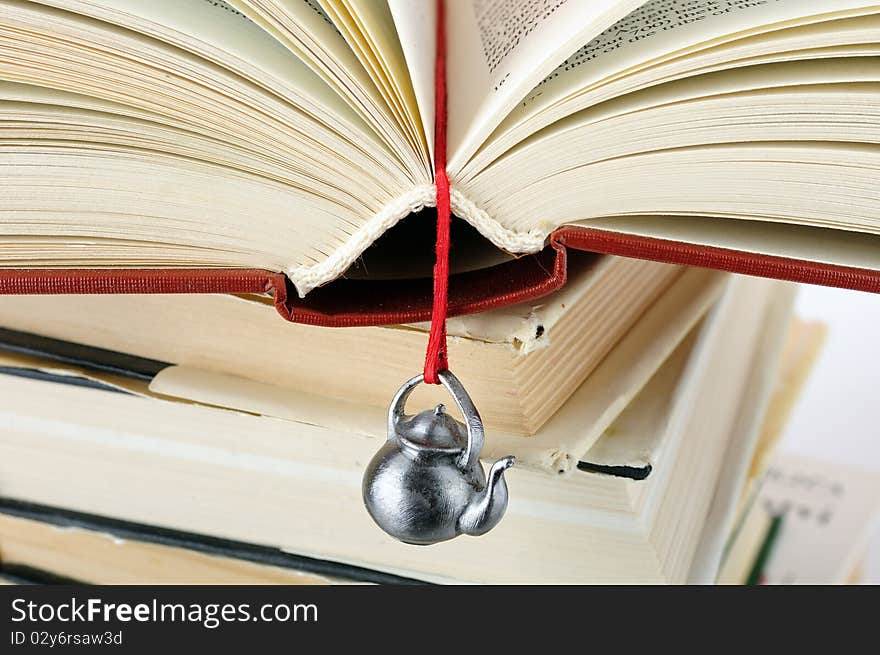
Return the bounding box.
[778,284,880,583]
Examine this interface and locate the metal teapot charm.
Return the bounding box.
[362,370,515,545]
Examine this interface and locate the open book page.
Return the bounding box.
[224,1,382,115]
[759,454,880,583]
[5,0,409,193]
[388,0,436,159]
[459,41,880,252]
[30,0,373,143]
[317,0,428,168]
[0,2,424,278]
[27,0,428,189]
[225,0,427,179]
[0,78,388,212]
[446,0,644,174]
[489,0,880,156]
[462,13,880,178]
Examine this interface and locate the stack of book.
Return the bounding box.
[0,0,876,583]
[0,264,800,583]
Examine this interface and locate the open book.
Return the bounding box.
[1,0,878,325]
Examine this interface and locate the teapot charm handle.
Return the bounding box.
[388,370,484,471]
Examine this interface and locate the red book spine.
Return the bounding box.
[553,227,880,293]
[1,227,877,328]
[0,238,568,327]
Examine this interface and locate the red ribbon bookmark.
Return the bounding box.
[423,0,450,385]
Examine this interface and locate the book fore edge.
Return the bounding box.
[287,185,548,297]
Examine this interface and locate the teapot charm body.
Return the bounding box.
[362,370,515,545]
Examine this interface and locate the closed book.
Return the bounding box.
[0,276,794,582]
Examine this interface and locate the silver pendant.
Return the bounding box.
[362,370,515,545]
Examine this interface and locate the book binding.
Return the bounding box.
[0,227,876,327]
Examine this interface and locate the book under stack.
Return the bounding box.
[0,260,800,584]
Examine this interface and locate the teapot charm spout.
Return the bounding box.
[362,370,515,545]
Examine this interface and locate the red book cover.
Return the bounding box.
[0,226,877,328]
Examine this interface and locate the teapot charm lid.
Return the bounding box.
[362,370,515,545]
[396,403,467,453]
[387,369,488,472]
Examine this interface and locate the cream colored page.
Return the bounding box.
[230,0,371,89]
[446,0,644,173]
[502,0,880,131]
[339,0,427,154]
[576,216,880,270]
[316,0,425,162]
[389,0,436,157]
[32,0,369,132]
[228,1,429,178]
